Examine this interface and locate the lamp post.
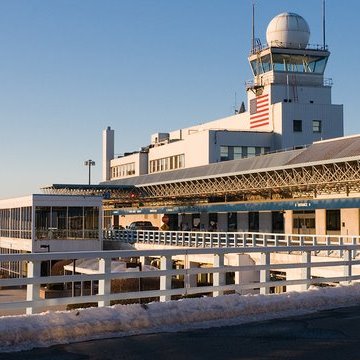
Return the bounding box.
[84,159,95,185]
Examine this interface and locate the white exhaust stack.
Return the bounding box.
[102,126,114,181]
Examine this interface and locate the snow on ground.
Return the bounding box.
[2,284,360,352]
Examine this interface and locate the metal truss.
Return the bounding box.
[42,159,360,208]
[136,159,360,204]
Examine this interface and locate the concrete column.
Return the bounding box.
[160,255,172,302]
[259,212,272,233]
[26,260,41,315]
[300,251,311,291]
[98,257,111,307]
[234,254,258,295]
[260,252,270,295]
[316,209,326,235]
[284,210,293,234]
[342,249,352,285]
[341,209,359,237]
[237,212,248,232]
[213,253,225,297]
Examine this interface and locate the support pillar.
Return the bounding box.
[260,252,270,295]
[160,255,172,302]
[26,260,41,315]
[300,251,311,291]
[213,253,225,297]
[342,249,352,285]
[98,257,111,307]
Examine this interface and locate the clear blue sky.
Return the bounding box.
[0,0,358,199]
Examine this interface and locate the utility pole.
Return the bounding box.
[84,159,96,185]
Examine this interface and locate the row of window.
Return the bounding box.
[0,207,32,239]
[292,210,340,231]
[35,206,100,240]
[111,162,135,178]
[0,206,100,240]
[150,154,185,173]
[186,212,284,232]
[293,120,322,133]
[250,54,327,76]
[220,146,270,162]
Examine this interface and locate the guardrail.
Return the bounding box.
[1,245,360,315]
[103,230,360,256]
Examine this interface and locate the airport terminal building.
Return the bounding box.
[2,12,360,262]
[96,13,352,235]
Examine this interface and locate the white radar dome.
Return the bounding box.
[266,12,310,49]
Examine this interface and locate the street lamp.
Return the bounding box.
[84,159,96,185]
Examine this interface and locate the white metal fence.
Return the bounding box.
[104,229,360,255]
[1,244,360,315]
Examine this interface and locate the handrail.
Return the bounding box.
[1,244,359,315]
[103,230,359,256]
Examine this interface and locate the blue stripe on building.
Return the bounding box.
[113,197,360,215]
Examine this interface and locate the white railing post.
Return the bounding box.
[275,234,279,247]
[252,233,256,247]
[339,236,343,258]
[342,249,352,285]
[98,257,111,307]
[301,251,311,291]
[326,235,331,256]
[160,255,172,302]
[260,252,270,295]
[353,237,357,258]
[213,253,225,297]
[26,259,41,315]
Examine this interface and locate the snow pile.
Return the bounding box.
[1,284,360,352]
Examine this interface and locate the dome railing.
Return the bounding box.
[250,41,328,55]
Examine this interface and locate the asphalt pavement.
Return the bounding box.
[2,305,360,360]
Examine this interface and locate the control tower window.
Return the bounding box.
[293,120,302,132]
[272,54,327,74]
[250,54,271,76]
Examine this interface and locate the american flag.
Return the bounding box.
[249,94,270,129]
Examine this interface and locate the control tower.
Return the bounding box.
[247,12,343,149]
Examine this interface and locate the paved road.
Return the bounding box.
[2,305,360,360]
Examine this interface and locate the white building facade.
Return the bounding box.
[102,13,343,182]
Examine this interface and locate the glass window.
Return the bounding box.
[247,147,256,157]
[35,207,51,239]
[272,54,328,74]
[313,120,322,133]
[248,212,259,232]
[220,146,229,161]
[233,147,242,159]
[293,120,302,132]
[326,210,340,231]
[84,207,99,238]
[179,154,185,168]
[272,212,284,233]
[68,207,83,239]
[227,212,237,232]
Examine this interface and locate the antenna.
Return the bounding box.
[252,1,255,52]
[234,92,238,114]
[322,0,326,49]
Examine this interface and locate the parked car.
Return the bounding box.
[127,221,158,230]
